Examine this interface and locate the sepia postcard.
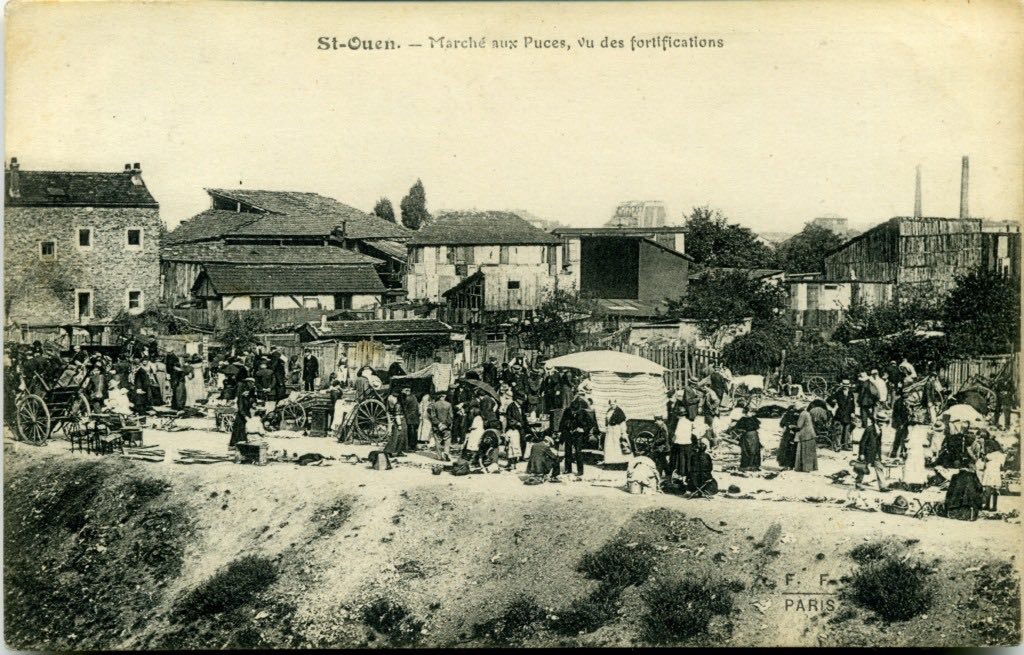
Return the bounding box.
[3,0,1023,649]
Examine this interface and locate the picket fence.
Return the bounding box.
[940,353,1019,394]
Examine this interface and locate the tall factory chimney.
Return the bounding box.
[959,155,969,219]
[914,164,922,218]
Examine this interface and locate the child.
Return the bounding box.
[982,443,1006,511]
[503,426,522,471]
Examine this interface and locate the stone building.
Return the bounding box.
[4,158,161,325]
[405,211,572,322]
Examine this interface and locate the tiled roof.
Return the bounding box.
[201,264,385,295]
[307,318,452,339]
[408,211,561,246]
[206,188,411,240]
[363,239,409,260]
[5,169,158,207]
[161,242,382,265]
[165,210,263,245]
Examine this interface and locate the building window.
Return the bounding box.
[40,241,56,260]
[302,296,322,309]
[251,296,272,309]
[507,280,521,290]
[76,290,93,320]
[126,228,143,250]
[410,248,422,264]
[499,246,511,264]
[126,289,143,313]
[77,228,92,250]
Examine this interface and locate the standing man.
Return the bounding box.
[828,379,856,451]
[165,351,186,410]
[271,349,288,401]
[230,377,256,448]
[561,397,594,478]
[890,385,910,458]
[543,368,564,433]
[856,371,879,427]
[254,359,275,401]
[302,351,319,392]
[482,356,499,390]
[428,392,453,461]
[700,383,720,444]
[401,387,420,451]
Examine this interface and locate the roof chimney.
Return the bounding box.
[129,162,143,186]
[913,164,922,218]
[320,314,327,330]
[8,157,20,199]
[125,163,132,172]
[960,156,969,219]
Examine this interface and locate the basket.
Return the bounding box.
[881,503,908,515]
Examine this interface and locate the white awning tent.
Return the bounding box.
[545,350,667,430]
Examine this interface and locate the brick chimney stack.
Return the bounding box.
[8,157,20,198]
[914,164,922,218]
[960,156,969,219]
[130,162,143,186]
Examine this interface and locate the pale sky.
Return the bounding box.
[6,1,1024,233]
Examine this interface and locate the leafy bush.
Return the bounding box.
[472,595,547,644]
[847,557,933,622]
[849,539,903,565]
[173,556,278,623]
[577,538,657,590]
[640,577,735,643]
[550,593,618,636]
[361,597,424,646]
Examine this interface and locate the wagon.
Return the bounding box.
[337,386,391,444]
[260,396,310,433]
[15,372,91,445]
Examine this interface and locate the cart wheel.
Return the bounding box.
[277,401,306,432]
[747,392,763,411]
[16,394,51,445]
[805,376,828,398]
[62,392,92,441]
[354,398,390,441]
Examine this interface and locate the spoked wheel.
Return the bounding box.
[805,376,828,398]
[276,401,307,432]
[746,392,763,411]
[354,398,390,441]
[16,394,51,445]
[62,393,92,442]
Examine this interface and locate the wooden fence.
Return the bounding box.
[169,307,368,331]
[940,353,1019,394]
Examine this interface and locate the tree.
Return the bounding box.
[831,282,945,344]
[215,312,268,353]
[399,179,431,230]
[527,290,604,350]
[372,197,396,223]
[721,320,794,375]
[943,270,1020,357]
[776,223,845,273]
[683,206,777,269]
[666,270,788,344]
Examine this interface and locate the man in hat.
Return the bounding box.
[130,358,153,414]
[254,358,275,401]
[560,396,594,478]
[428,391,453,461]
[401,387,420,450]
[165,350,186,410]
[234,357,250,386]
[270,349,288,401]
[220,359,239,401]
[302,351,319,392]
[230,377,257,448]
[828,378,856,451]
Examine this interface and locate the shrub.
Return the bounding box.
[847,558,933,622]
[640,578,735,644]
[577,538,657,590]
[472,595,546,644]
[550,593,618,636]
[312,497,353,537]
[361,597,424,646]
[849,539,902,565]
[173,555,278,623]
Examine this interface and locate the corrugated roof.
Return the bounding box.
[5,169,158,208]
[594,298,667,318]
[206,188,411,240]
[201,264,386,295]
[308,318,452,339]
[408,211,561,246]
[161,242,382,265]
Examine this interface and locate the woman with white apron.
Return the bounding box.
[418,393,432,445]
[603,399,631,465]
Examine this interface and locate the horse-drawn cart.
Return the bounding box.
[15,372,91,445]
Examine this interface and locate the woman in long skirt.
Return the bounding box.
[793,407,818,472]
[903,424,929,488]
[418,393,432,446]
[732,407,762,470]
[383,394,406,456]
[603,400,631,465]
